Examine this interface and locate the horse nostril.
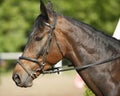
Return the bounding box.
[13,74,21,85]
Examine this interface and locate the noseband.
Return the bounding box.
[17,12,62,79]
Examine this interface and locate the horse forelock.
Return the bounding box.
[34,15,44,30]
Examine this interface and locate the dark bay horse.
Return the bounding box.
[12,1,120,96]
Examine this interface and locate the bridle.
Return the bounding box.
[17,11,120,80]
[17,12,61,79]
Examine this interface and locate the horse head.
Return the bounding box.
[12,1,68,87]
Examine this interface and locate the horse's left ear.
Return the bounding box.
[46,1,53,13]
[40,0,49,21]
[40,0,54,21]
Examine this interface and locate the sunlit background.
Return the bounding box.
[0,0,119,96]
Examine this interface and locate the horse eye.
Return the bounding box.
[35,36,43,41]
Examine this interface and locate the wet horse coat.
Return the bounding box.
[13,1,120,96]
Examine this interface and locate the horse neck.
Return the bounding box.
[57,16,120,66]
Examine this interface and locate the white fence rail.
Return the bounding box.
[0,53,22,60]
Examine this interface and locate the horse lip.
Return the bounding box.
[20,82,33,88]
[16,80,33,88]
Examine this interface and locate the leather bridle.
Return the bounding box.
[17,12,61,79]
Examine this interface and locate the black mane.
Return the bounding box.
[65,16,120,44]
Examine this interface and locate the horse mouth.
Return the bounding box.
[16,80,33,88]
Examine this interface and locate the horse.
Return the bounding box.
[12,1,120,96]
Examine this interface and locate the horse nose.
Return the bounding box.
[13,73,21,85]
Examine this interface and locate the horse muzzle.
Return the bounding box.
[12,73,33,88]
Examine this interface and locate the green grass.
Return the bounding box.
[84,86,95,96]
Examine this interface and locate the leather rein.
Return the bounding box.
[17,12,120,79]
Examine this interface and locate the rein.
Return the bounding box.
[17,11,120,79]
[43,55,120,74]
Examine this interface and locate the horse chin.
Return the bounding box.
[23,82,33,88]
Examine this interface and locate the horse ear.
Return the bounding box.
[46,1,53,13]
[40,0,49,21]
